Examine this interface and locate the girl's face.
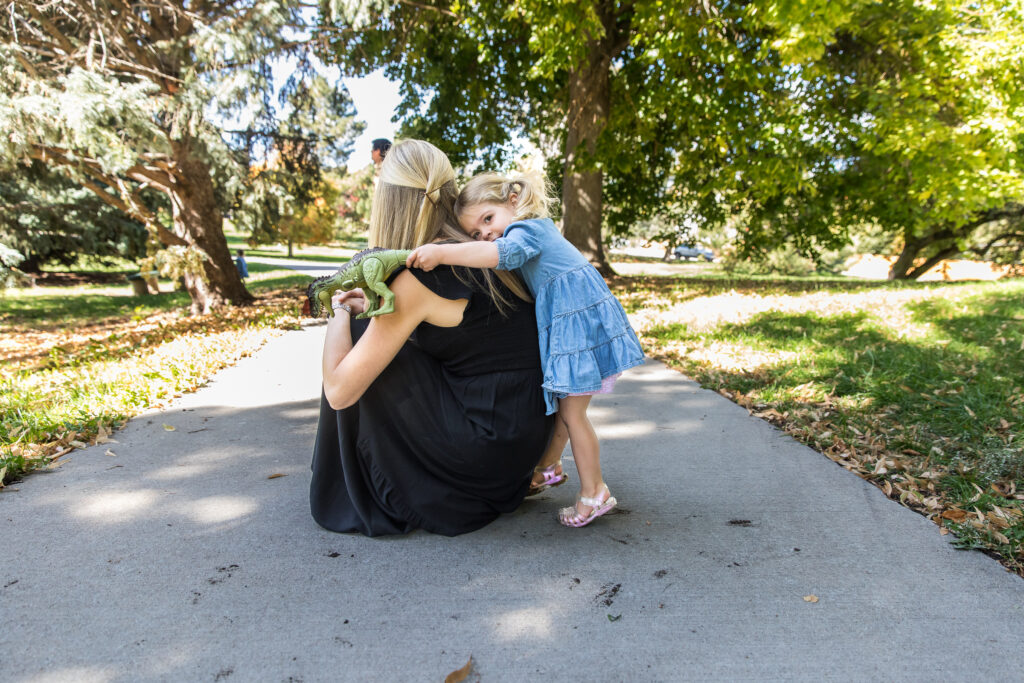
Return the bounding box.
[458,198,517,242]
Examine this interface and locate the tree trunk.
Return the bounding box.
[561,4,623,278]
[169,142,253,314]
[888,227,957,280]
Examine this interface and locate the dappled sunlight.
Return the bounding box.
[147,462,221,481]
[595,421,659,440]
[630,284,982,340]
[74,489,161,521]
[492,606,553,641]
[183,495,258,525]
[22,666,117,683]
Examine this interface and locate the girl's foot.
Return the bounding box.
[558,484,617,527]
[527,461,567,497]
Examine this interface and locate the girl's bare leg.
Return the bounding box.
[532,411,569,487]
[560,395,606,515]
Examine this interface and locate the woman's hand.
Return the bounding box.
[331,288,366,316]
[406,244,444,272]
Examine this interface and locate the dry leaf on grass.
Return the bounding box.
[445,656,473,683]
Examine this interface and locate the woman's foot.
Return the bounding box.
[558,484,617,527]
[526,461,567,497]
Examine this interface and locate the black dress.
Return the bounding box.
[310,266,555,536]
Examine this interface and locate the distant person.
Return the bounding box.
[371,138,391,168]
[406,170,646,528]
[235,249,248,280]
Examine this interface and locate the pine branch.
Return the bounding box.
[18,1,77,55]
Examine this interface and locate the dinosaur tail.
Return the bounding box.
[306,274,337,318]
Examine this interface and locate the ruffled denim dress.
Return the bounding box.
[495,218,646,415]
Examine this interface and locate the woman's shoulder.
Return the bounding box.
[398,265,481,301]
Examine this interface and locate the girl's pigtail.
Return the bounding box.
[509,168,556,221]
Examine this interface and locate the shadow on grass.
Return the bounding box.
[0,290,191,326]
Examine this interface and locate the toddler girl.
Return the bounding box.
[406,171,645,527]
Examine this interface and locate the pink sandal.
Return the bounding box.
[526,461,568,497]
[558,485,617,527]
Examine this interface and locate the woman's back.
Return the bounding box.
[408,266,541,375]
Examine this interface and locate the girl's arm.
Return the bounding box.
[321,269,464,409]
[406,241,499,271]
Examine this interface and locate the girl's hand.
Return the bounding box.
[406,244,444,272]
[331,288,366,316]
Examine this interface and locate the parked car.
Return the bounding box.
[672,244,715,262]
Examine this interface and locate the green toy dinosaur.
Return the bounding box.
[307,247,413,319]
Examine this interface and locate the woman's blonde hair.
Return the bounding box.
[368,139,530,309]
[454,168,556,222]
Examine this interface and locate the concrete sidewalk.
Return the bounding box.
[2,324,1023,682]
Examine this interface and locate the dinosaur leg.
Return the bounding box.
[360,288,380,319]
[356,259,393,318]
[364,278,397,318]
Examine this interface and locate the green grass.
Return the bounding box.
[0,266,313,486]
[247,251,355,264]
[0,266,308,327]
[618,276,1024,572]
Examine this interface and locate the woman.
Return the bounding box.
[310,140,555,536]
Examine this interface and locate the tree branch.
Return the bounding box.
[906,245,961,279]
[395,0,461,20]
[18,1,77,55]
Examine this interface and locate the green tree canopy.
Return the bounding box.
[319,0,1023,278]
[749,0,1024,278]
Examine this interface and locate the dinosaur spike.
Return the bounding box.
[304,249,413,318]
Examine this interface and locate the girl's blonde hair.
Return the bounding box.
[454,169,556,222]
[368,139,530,309]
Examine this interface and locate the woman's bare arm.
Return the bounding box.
[406,242,499,271]
[321,270,465,409]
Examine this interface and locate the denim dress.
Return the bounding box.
[495,218,646,415]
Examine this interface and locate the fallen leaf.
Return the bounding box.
[163,424,175,431]
[104,449,116,457]
[607,613,622,622]
[96,424,110,443]
[993,531,1011,545]
[267,473,286,479]
[939,527,950,535]
[964,405,975,418]
[941,509,968,522]
[444,656,473,683]
[803,595,819,603]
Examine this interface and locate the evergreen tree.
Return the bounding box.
[0,161,148,272]
[0,1,361,312]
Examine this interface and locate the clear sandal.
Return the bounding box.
[526,461,568,497]
[558,485,617,528]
